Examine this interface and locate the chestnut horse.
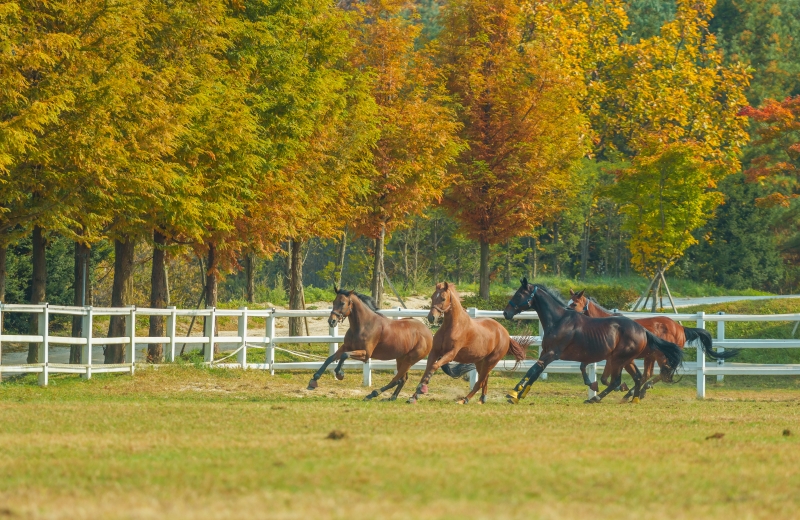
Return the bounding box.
[407,282,529,405]
[568,289,737,400]
[307,288,468,401]
[503,278,683,404]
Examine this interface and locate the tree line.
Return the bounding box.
[1,0,798,364]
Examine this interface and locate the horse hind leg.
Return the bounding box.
[586,368,623,404]
[459,362,489,405]
[580,362,598,392]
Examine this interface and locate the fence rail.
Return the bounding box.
[2,303,799,398]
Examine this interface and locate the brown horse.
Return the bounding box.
[407,282,528,405]
[567,289,736,400]
[503,278,684,404]
[306,288,433,400]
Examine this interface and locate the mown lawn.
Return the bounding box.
[1,366,799,520]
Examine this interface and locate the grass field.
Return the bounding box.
[1,366,799,520]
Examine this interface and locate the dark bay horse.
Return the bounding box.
[503,278,683,404]
[307,288,432,401]
[408,282,529,405]
[568,289,737,400]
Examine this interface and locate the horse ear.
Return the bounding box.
[576,290,585,299]
[569,288,575,296]
[333,283,338,294]
[348,290,355,296]
[521,277,528,287]
[443,281,449,290]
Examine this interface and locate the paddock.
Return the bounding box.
[2,303,800,399]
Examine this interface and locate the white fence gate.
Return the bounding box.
[2,303,799,399]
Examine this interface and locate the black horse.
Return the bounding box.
[503,278,683,404]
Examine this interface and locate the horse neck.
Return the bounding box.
[442,290,470,332]
[347,297,378,330]
[588,300,612,318]
[533,289,566,331]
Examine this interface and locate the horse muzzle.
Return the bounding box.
[328,317,338,328]
[502,307,516,320]
[427,312,436,324]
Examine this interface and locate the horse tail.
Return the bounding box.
[645,331,683,383]
[683,327,738,360]
[507,336,533,371]
[441,363,475,378]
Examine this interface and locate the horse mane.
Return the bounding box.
[338,289,380,313]
[533,284,568,307]
[445,283,462,304]
[587,295,619,314]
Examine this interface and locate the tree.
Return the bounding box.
[439,0,589,298]
[347,0,461,308]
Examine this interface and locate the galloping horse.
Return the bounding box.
[568,289,737,400]
[503,278,683,404]
[307,288,432,401]
[407,282,529,405]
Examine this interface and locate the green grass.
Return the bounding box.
[1,367,799,519]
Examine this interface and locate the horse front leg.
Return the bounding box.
[407,349,458,404]
[507,351,556,404]
[308,345,348,389]
[333,349,367,380]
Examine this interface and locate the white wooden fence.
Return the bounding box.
[1,303,799,399]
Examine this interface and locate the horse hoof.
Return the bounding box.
[631,397,640,404]
[335,371,345,381]
[589,381,599,392]
[407,396,417,404]
[456,398,468,405]
[506,394,519,405]
[364,390,380,401]
[387,395,397,402]
[307,379,318,390]
[584,397,600,404]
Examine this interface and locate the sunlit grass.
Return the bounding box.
[1,366,798,520]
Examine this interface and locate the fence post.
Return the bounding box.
[81,306,93,379]
[166,307,177,362]
[328,317,338,357]
[467,307,479,389]
[38,304,49,386]
[587,362,597,400]
[237,307,248,369]
[266,311,275,375]
[696,311,705,399]
[362,357,372,387]
[716,312,725,383]
[125,306,136,374]
[0,302,4,381]
[539,318,548,381]
[204,307,216,363]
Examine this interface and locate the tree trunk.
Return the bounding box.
[335,228,348,287]
[27,226,46,363]
[402,234,409,290]
[553,222,561,277]
[283,241,292,294]
[431,220,438,282]
[371,224,385,309]
[533,236,538,279]
[479,240,490,300]
[70,240,91,364]
[105,237,135,364]
[245,252,255,304]
[289,238,304,336]
[455,246,461,285]
[580,218,590,281]
[0,243,6,303]
[148,230,168,363]
[203,242,220,356]
[650,273,662,313]
[504,239,511,285]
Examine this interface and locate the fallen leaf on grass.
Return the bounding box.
[706,433,725,440]
[327,430,346,440]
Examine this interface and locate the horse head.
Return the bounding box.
[503,277,537,320]
[428,282,455,324]
[329,286,355,327]
[567,289,587,313]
